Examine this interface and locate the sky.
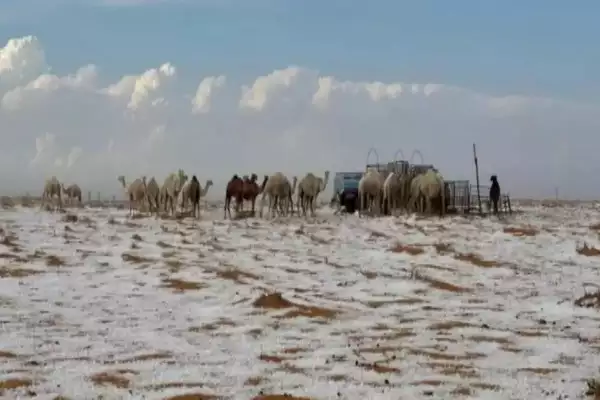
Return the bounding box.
[1,0,599,200]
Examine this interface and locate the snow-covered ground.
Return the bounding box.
[1,204,600,400]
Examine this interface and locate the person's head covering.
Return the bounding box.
[490,175,498,182]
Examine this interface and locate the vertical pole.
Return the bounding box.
[473,143,482,214]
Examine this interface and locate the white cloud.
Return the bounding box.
[1,35,599,199]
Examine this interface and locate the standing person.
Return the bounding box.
[489,175,501,215]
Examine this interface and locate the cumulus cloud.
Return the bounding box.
[1,35,599,199]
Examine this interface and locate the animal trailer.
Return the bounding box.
[333,172,363,195]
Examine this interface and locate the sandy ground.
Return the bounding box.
[1,204,600,399]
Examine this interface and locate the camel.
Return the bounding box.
[280,176,298,216]
[41,176,63,211]
[297,171,330,217]
[358,168,384,217]
[224,175,244,219]
[160,169,188,216]
[180,178,213,212]
[242,174,269,216]
[383,172,404,216]
[117,175,148,216]
[408,169,446,216]
[260,173,297,219]
[145,177,161,216]
[61,183,82,207]
[187,176,213,218]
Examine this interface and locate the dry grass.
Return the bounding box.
[577,243,600,257]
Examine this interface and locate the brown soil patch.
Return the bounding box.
[429,320,476,330]
[577,243,600,257]
[62,214,78,223]
[253,292,338,319]
[162,393,218,400]
[514,329,547,337]
[157,240,174,248]
[0,378,32,391]
[433,243,453,254]
[0,266,41,278]
[517,367,559,375]
[46,254,65,266]
[121,252,155,263]
[575,290,600,308]
[143,382,206,390]
[0,350,18,358]
[89,372,130,388]
[216,268,259,284]
[252,395,313,400]
[408,348,485,361]
[454,253,499,267]
[160,278,205,292]
[503,226,538,237]
[366,297,425,308]
[189,319,237,332]
[467,335,512,344]
[245,376,263,386]
[424,361,479,378]
[114,352,172,363]
[411,379,446,386]
[415,273,470,292]
[389,243,425,255]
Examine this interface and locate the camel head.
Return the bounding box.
[117,175,126,188]
[205,179,214,188]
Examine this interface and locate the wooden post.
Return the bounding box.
[473,143,482,214]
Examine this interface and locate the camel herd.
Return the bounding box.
[358,166,447,216]
[38,165,446,219]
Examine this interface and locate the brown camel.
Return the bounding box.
[241,173,269,216]
[224,175,243,219]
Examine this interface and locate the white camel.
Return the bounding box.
[61,183,82,207]
[117,175,148,216]
[383,172,403,216]
[41,176,63,211]
[297,170,330,217]
[179,178,213,212]
[260,173,297,219]
[408,169,446,216]
[358,168,384,217]
[160,169,188,216]
[145,177,161,216]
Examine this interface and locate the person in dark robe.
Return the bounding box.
[489,175,501,215]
